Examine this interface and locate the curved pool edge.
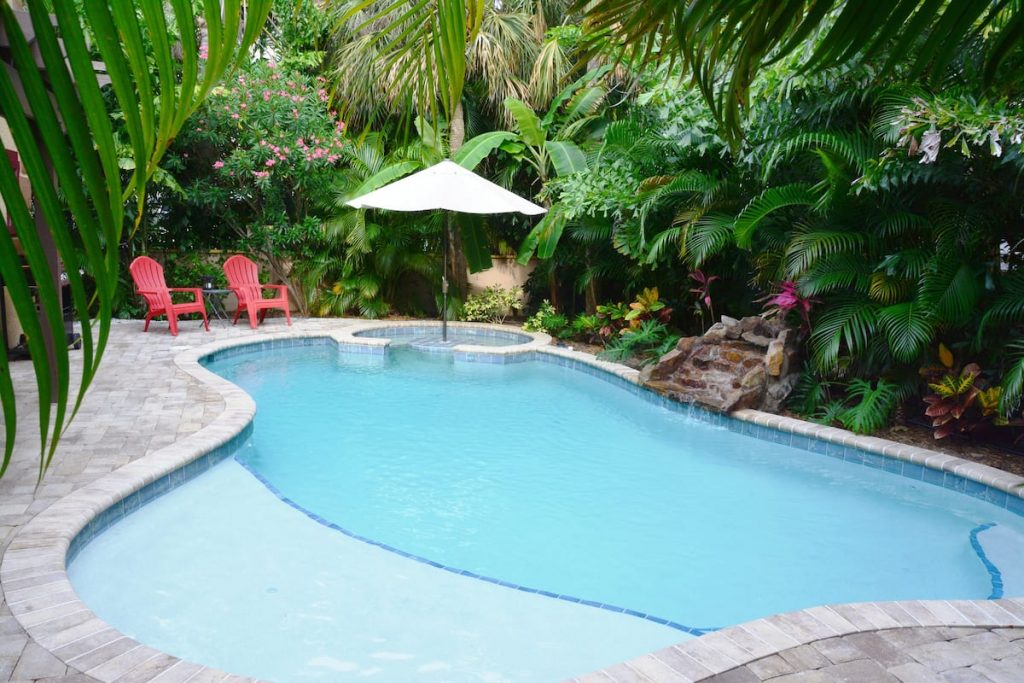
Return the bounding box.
[1,322,1022,683]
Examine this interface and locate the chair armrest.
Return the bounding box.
[168,287,204,300]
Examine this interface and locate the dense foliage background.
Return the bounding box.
[125,0,1024,444]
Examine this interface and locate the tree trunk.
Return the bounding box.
[446,100,470,297]
[585,249,599,313]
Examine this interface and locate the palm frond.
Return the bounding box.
[763,130,875,179]
[918,260,981,328]
[877,302,933,363]
[0,1,269,479]
[999,340,1024,418]
[976,271,1024,347]
[579,0,1023,140]
[784,229,866,278]
[840,378,900,434]
[684,212,734,268]
[810,295,880,374]
[734,183,818,249]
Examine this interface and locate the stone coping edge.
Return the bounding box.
[0,321,1021,683]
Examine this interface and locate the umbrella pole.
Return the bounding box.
[442,214,449,341]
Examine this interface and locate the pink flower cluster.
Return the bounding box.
[195,63,349,184]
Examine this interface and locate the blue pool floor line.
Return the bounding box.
[969,523,1004,599]
[234,456,718,637]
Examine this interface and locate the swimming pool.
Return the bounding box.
[68,340,1024,682]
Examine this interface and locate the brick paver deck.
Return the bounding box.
[1,318,1022,682]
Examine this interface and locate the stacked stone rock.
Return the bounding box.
[641,315,801,413]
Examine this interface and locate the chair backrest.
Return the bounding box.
[223,254,263,303]
[129,256,171,309]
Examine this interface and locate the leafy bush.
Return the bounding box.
[598,320,680,365]
[567,314,602,343]
[162,252,226,290]
[790,374,904,435]
[837,379,902,435]
[523,300,567,335]
[461,286,523,324]
[923,364,993,439]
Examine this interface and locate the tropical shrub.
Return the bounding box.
[159,60,347,313]
[523,300,567,335]
[598,320,680,365]
[923,364,989,439]
[461,286,524,324]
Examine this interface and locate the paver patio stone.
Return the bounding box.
[820,659,897,682]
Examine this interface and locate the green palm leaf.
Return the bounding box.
[518,203,567,263]
[878,302,934,363]
[976,271,1024,348]
[919,260,981,327]
[784,230,866,278]
[810,296,881,374]
[580,0,1024,140]
[684,212,735,268]
[999,341,1024,418]
[505,97,546,148]
[733,183,818,249]
[0,2,269,479]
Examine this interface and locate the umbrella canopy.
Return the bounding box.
[345,159,545,342]
[346,160,546,215]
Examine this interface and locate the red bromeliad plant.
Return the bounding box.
[763,280,815,331]
[689,270,719,323]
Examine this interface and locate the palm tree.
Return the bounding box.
[0,2,271,479]
[580,1,1024,139]
[327,0,577,294]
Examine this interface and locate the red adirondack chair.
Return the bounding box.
[223,254,292,329]
[129,256,210,336]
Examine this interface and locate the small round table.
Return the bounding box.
[202,288,232,322]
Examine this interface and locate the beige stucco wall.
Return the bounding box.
[467,256,535,298]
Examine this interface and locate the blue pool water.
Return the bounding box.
[69,344,1024,682]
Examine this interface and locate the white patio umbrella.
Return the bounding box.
[346,160,546,340]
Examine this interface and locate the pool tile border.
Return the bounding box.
[2,320,1023,683]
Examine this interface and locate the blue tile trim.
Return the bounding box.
[65,423,254,564]
[355,325,532,347]
[233,455,715,637]
[200,336,332,366]
[969,523,1005,599]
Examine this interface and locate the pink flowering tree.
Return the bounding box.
[164,60,347,313]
